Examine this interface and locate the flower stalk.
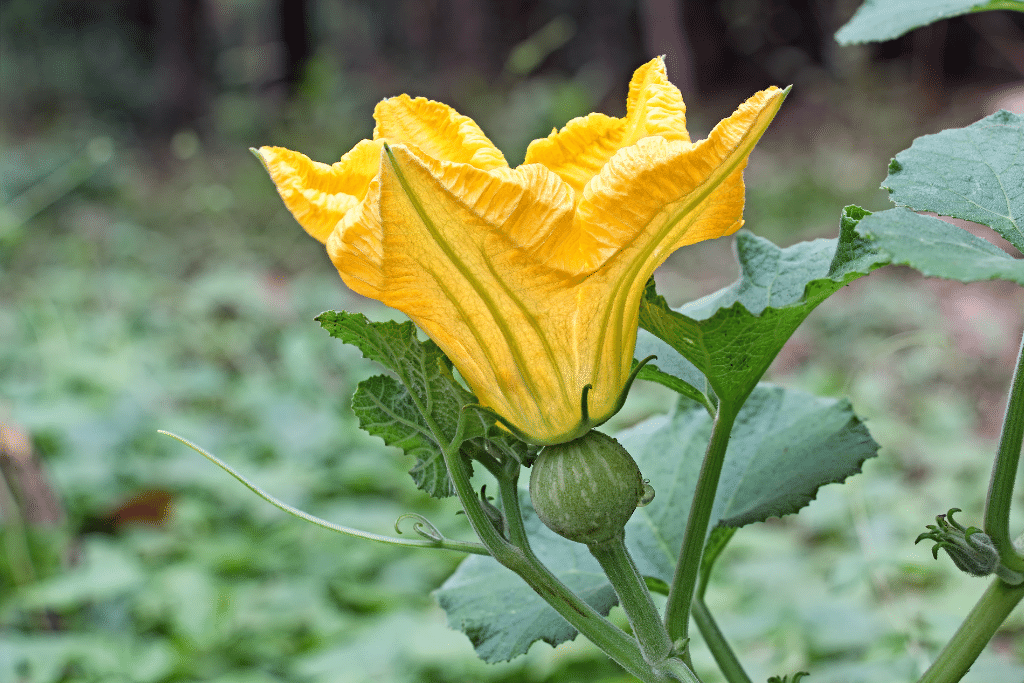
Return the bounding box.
[437,413,669,682]
[588,531,675,666]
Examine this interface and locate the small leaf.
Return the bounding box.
[883,109,1024,252]
[638,207,886,404]
[320,311,486,497]
[835,0,1023,45]
[351,374,466,498]
[316,311,422,373]
[855,208,1024,285]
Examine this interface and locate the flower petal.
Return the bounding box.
[523,56,689,195]
[370,144,619,443]
[325,174,385,301]
[578,86,788,278]
[522,113,626,196]
[373,95,508,170]
[622,56,689,143]
[553,85,786,388]
[257,140,382,243]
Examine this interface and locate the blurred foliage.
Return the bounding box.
[2,0,1024,681]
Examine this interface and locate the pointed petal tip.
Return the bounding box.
[250,146,272,172]
[764,84,790,108]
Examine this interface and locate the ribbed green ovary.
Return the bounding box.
[529,430,644,544]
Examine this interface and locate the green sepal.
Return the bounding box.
[767,672,811,683]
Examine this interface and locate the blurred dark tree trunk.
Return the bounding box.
[639,0,696,103]
[280,0,313,94]
[911,20,947,115]
[966,11,1024,78]
[152,0,212,137]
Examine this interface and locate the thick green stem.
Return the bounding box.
[589,531,675,666]
[438,418,667,682]
[917,576,1024,683]
[983,330,1024,573]
[659,657,703,683]
[692,597,752,683]
[664,403,740,652]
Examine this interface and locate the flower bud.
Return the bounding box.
[916,508,1000,577]
[529,430,644,544]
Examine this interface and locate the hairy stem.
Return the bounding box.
[983,330,1024,572]
[692,597,752,683]
[438,416,668,682]
[664,402,740,656]
[917,576,1024,683]
[659,657,703,683]
[589,531,675,666]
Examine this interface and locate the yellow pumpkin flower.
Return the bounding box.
[256,58,786,445]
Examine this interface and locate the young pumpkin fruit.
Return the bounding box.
[529,430,645,545]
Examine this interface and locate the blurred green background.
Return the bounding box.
[2,1,1024,681]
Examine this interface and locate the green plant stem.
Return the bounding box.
[495,457,531,550]
[658,657,703,683]
[983,330,1024,573]
[494,462,692,680]
[588,531,674,666]
[437,417,668,683]
[692,597,752,683]
[917,576,1024,683]
[664,402,740,655]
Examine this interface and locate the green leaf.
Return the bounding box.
[316,310,430,374]
[319,311,486,497]
[883,109,1024,252]
[435,497,615,662]
[638,207,886,405]
[437,384,879,660]
[835,0,1024,45]
[349,375,460,497]
[621,384,879,585]
[634,329,715,413]
[856,208,1024,285]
